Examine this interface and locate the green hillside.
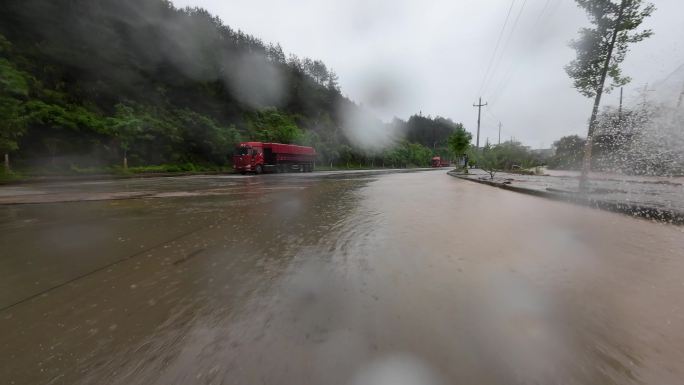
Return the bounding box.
[0,0,464,175]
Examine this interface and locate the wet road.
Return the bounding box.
[1,170,683,385]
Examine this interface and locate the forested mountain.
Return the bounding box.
[0,0,464,173]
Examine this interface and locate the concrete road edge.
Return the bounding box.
[447,170,684,225]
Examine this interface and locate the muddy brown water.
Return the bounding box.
[1,171,683,384]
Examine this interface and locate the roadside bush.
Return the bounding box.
[470,141,543,177]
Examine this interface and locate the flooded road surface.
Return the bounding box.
[1,171,683,384]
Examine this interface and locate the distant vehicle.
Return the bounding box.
[431,156,450,168]
[233,142,316,174]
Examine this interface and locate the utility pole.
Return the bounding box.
[642,83,648,107]
[498,122,502,145]
[473,97,487,148]
[618,86,623,120]
[640,83,655,110]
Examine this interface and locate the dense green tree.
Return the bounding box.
[382,141,433,168]
[107,104,147,169]
[447,125,472,164]
[0,35,30,171]
[549,135,587,170]
[493,141,537,170]
[469,140,543,176]
[404,115,463,149]
[248,109,303,144]
[177,110,241,165]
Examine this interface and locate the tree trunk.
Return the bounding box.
[579,99,602,190]
[579,0,626,191]
[4,153,9,173]
[123,149,128,170]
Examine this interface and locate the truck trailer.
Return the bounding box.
[233,142,316,174]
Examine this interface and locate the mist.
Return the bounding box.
[170,0,684,148]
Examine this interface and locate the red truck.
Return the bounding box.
[233,142,316,174]
[431,156,450,168]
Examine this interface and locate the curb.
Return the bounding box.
[447,171,684,225]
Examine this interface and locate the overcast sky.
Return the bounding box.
[171,0,684,148]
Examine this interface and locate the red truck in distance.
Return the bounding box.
[431,156,450,168]
[233,142,316,174]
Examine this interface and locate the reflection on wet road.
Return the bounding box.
[1,171,683,384]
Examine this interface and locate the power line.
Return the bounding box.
[658,62,684,85]
[534,0,553,25]
[482,0,529,97]
[482,113,498,128]
[487,0,559,104]
[484,108,501,129]
[478,0,517,97]
[477,1,560,147]
[488,64,517,106]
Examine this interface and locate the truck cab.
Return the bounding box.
[233,142,265,174]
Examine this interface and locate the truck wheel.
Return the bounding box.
[240,171,246,175]
[255,165,263,174]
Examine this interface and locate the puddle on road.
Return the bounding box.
[0,175,370,385]
[1,172,683,384]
